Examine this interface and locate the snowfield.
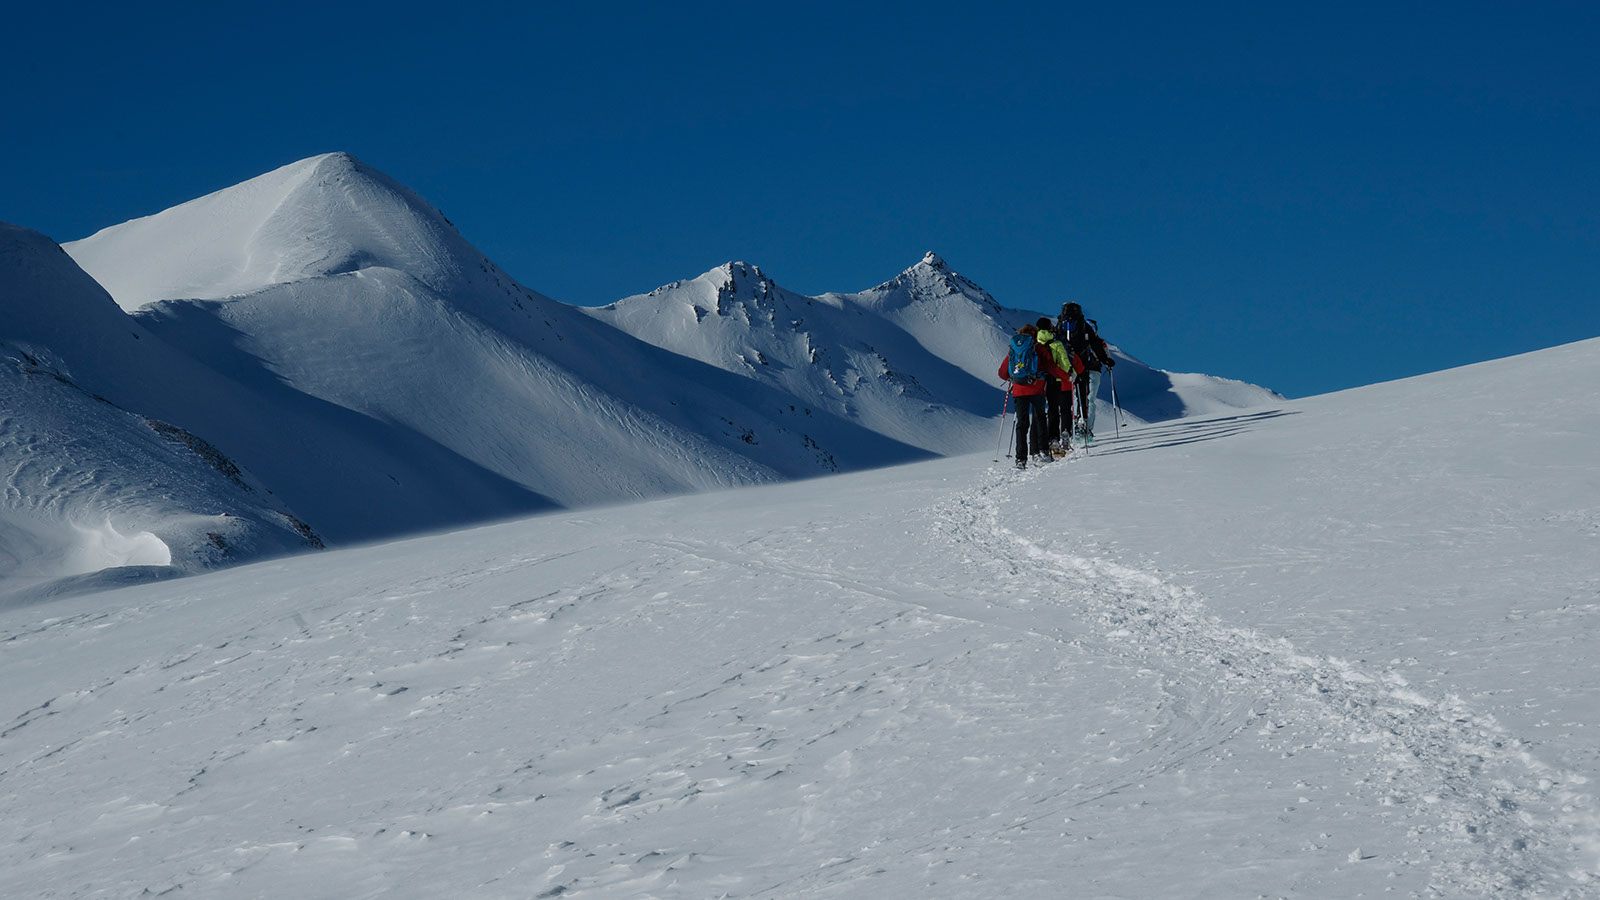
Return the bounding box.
[3,337,1597,898]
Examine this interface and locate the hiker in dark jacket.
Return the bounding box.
[1034,317,1081,456]
[999,324,1071,468]
[1057,302,1114,440]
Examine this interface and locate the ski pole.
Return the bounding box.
[1075,374,1088,454]
[994,384,1013,461]
[1108,364,1124,438]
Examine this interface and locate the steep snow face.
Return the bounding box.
[0,223,152,385]
[66,153,527,310]
[0,225,321,595]
[141,269,782,510]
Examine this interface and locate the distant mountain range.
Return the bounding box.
[0,153,1281,596]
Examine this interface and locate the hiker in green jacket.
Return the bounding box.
[1034,317,1081,456]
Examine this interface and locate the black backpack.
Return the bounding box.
[1057,315,1104,370]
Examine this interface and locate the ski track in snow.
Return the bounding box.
[932,454,1600,898]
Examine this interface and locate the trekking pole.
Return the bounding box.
[1072,378,1089,457]
[993,384,1013,462]
[1108,365,1124,438]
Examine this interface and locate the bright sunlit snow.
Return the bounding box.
[3,337,1597,898]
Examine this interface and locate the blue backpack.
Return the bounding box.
[1008,334,1042,384]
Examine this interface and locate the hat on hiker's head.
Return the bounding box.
[1035,317,1052,331]
[1061,301,1083,319]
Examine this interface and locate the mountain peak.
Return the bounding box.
[714,261,771,287]
[861,252,1001,313]
[311,150,361,168]
[66,153,484,308]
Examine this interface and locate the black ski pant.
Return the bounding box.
[1014,394,1047,461]
[1043,379,1066,445]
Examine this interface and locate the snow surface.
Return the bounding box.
[3,337,1596,898]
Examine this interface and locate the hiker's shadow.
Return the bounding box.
[1091,408,1300,456]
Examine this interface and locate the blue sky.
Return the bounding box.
[6,1,1597,398]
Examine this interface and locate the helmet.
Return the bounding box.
[1060,302,1083,319]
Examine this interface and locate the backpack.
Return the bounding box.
[1008,334,1042,384]
[1057,316,1104,370]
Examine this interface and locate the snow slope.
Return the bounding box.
[3,337,1595,898]
[0,224,320,596]
[1,219,555,594]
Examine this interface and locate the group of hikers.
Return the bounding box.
[998,301,1115,469]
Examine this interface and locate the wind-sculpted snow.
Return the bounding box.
[0,225,324,595]
[2,338,1597,897]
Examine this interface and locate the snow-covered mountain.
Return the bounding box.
[2,337,1595,898]
[64,153,788,511]
[591,250,1283,451]
[0,152,1278,593]
[585,256,1004,455]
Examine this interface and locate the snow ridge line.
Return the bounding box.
[934,465,1599,898]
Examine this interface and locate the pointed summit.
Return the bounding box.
[860,252,1002,314]
[712,261,781,309]
[66,153,490,309]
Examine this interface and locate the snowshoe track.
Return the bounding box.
[928,463,1599,897]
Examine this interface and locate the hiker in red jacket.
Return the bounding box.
[999,324,1071,469]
